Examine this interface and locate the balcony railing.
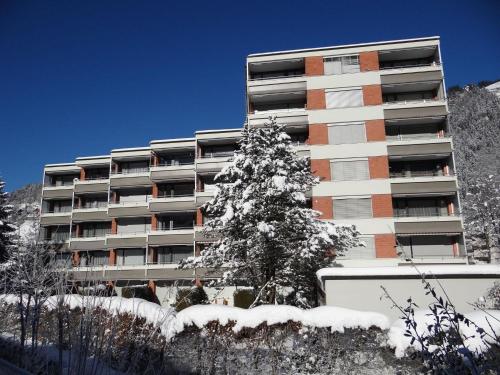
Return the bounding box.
[390,170,453,178]
[393,208,455,218]
[156,192,195,199]
[110,167,150,175]
[110,196,152,204]
[252,105,307,114]
[249,72,305,81]
[71,230,112,239]
[380,61,440,70]
[75,201,108,209]
[198,152,235,159]
[42,208,73,214]
[383,97,442,105]
[43,235,70,243]
[156,160,194,167]
[386,133,449,141]
[81,175,109,181]
[155,225,195,232]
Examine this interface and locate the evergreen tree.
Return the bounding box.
[181,119,359,307]
[0,178,15,262]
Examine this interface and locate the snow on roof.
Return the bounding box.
[317,265,500,280]
[485,81,500,90]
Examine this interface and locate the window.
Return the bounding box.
[120,161,149,174]
[80,251,109,266]
[326,89,363,109]
[116,217,151,234]
[158,214,194,230]
[324,55,360,75]
[331,160,369,181]
[342,237,376,259]
[81,222,111,237]
[157,246,192,264]
[117,248,145,266]
[333,198,372,219]
[328,123,366,144]
[397,236,454,258]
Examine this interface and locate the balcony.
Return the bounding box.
[70,232,109,250]
[248,58,305,81]
[110,167,150,187]
[196,151,235,173]
[379,46,440,71]
[106,231,148,248]
[149,193,196,212]
[40,208,72,225]
[108,196,151,217]
[70,263,198,281]
[194,225,218,242]
[387,137,452,157]
[74,177,109,193]
[150,161,195,181]
[196,190,215,206]
[72,205,108,221]
[148,227,195,246]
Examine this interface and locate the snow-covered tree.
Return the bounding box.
[0,177,15,262]
[180,118,359,307]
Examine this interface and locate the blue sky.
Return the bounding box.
[0,0,499,191]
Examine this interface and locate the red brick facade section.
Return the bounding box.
[362,85,382,106]
[368,156,389,179]
[308,124,329,145]
[365,120,386,142]
[375,234,397,258]
[72,251,80,267]
[371,194,393,217]
[359,51,379,72]
[196,208,204,226]
[305,56,324,76]
[147,280,157,294]
[313,197,333,219]
[111,218,117,234]
[310,159,331,181]
[109,249,116,266]
[152,183,158,198]
[151,214,158,231]
[307,89,326,110]
[79,168,86,181]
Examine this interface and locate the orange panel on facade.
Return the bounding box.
[307,89,326,110]
[369,156,389,179]
[359,51,379,72]
[310,159,331,181]
[362,85,382,106]
[372,194,393,217]
[313,197,333,219]
[305,56,324,76]
[375,234,397,258]
[365,120,386,141]
[308,124,329,145]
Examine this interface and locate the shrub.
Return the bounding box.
[122,286,159,304]
[233,289,255,309]
[174,286,208,312]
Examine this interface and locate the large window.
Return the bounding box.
[80,251,109,266]
[81,222,111,238]
[326,89,363,109]
[324,55,360,75]
[157,246,192,264]
[116,217,151,234]
[333,198,372,219]
[393,198,448,217]
[328,123,366,144]
[397,236,454,258]
[120,161,149,174]
[342,237,376,259]
[158,213,194,230]
[331,160,369,181]
[117,248,145,266]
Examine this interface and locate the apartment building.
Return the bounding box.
[40,36,466,302]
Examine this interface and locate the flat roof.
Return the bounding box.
[44,162,77,168]
[195,128,242,134]
[317,265,500,281]
[248,36,440,58]
[111,146,151,152]
[150,137,195,144]
[76,155,110,160]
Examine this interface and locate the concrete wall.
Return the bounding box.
[322,276,498,321]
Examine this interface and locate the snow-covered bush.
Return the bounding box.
[180,118,360,307]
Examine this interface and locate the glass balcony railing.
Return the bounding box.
[393,207,454,218]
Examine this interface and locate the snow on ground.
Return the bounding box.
[387,309,500,357]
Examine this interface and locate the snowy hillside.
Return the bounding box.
[6,183,41,243]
